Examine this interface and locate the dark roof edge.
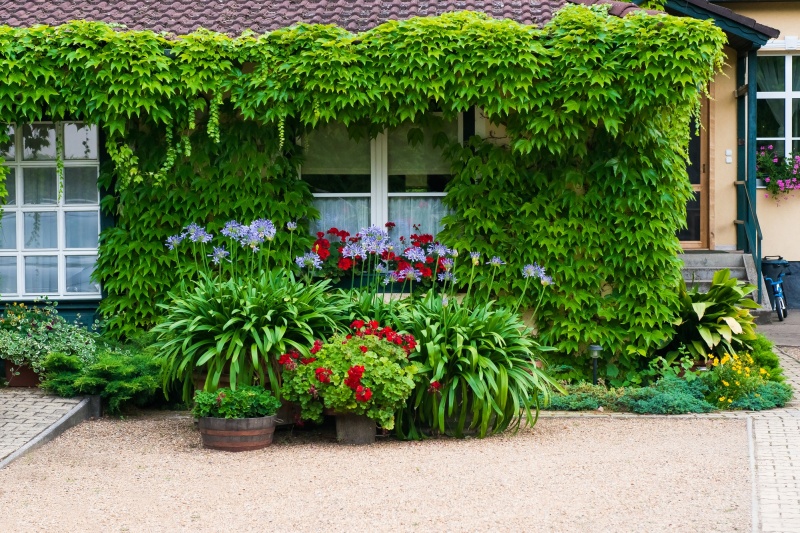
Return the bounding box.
[683,0,779,38]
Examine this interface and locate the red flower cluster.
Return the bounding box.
[349,320,416,355]
[427,381,442,394]
[359,345,368,353]
[310,339,323,355]
[344,365,366,390]
[326,227,351,243]
[315,367,333,384]
[313,234,331,261]
[278,350,300,370]
[355,385,373,402]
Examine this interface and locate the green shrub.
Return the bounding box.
[658,269,758,362]
[748,333,784,382]
[41,349,163,414]
[153,271,350,402]
[731,381,793,410]
[394,292,559,439]
[193,386,281,419]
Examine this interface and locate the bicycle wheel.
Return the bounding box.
[776,295,786,322]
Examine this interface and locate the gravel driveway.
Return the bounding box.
[0,413,750,532]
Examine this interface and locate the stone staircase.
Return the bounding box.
[679,251,773,322]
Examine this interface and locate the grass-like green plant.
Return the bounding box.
[40,349,163,414]
[748,333,784,382]
[153,271,349,402]
[394,292,559,439]
[193,386,281,419]
[658,269,759,362]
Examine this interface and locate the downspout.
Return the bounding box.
[736,53,746,251]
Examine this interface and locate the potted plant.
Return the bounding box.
[280,320,417,444]
[0,301,97,387]
[193,385,282,451]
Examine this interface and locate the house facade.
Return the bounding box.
[0,0,794,319]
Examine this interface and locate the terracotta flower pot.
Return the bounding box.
[197,416,277,451]
[4,361,40,387]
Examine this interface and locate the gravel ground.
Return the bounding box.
[0,413,750,532]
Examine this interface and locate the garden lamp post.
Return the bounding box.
[589,345,602,385]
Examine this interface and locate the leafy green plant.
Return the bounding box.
[281,323,417,429]
[658,269,759,363]
[703,352,769,408]
[40,349,163,413]
[731,381,793,410]
[153,271,349,402]
[748,333,784,382]
[394,292,559,438]
[193,386,281,419]
[0,301,98,376]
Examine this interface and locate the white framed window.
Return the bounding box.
[302,114,462,238]
[756,54,800,155]
[0,122,101,299]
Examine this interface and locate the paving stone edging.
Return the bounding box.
[0,395,100,470]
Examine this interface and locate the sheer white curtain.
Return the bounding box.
[388,197,449,239]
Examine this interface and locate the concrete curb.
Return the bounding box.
[747,416,759,533]
[0,395,101,470]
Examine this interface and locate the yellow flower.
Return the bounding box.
[760,368,767,375]
[722,380,729,387]
[719,397,726,402]
[721,355,731,365]
[728,399,733,403]
[736,381,740,386]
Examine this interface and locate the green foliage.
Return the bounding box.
[748,333,784,382]
[40,349,163,413]
[192,386,281,419]
[731,381,793,410]
[0,8,726,354]
[281,329,417,430]
[0,301,98,375]
[657,269,759,364]
[153,271,349,402]
[394,292,559,438]
[703,352,768,407]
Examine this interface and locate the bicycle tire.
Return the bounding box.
[777,296,786,322]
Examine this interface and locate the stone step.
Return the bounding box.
[682,266,748,282]
[679,252,745,269]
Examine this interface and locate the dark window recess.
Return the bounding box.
[677,192,701,242]
[302,174,370,194]
[388,174,450,193]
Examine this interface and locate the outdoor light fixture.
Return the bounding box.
[589,344,602,385]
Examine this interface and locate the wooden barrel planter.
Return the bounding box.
[197,416,277,451]
[4,362,40,387]
[335,413,376,445]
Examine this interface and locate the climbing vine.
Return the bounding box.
[0,7,726,366]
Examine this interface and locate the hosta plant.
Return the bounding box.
[280,321,417,430]
[658,269,758,363]
[394,292,559,439]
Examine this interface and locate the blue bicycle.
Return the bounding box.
[763,256,792,322]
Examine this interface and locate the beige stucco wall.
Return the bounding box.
[711,45,741,251]
[721,3,800,259]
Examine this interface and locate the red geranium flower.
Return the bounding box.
[316,232,325,239]
[338,257,352,271]
[344,365,365,390]
[316,246,331,260]
[315,367,333,384]
[300,357,316,365]
[359,345,368,353]
[428,380,442,393]
[355,386,373,402]
[351,320,365,330]
[310,339,323,355]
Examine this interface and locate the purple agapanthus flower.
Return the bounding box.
[429,244,450,257]
[404,246,427,263]
[487,256,505,267]
[295,252,323,270]
[522,263,546,280]
[469,251,480,265]
[165,234,184,251]
[399,267,422,282]
[440,258,454,271]
[540,274,553,286]
[286,221,298,231]
[208,246,230,265]
[251,219,276,241]
[437,272,457,283]
[221,220,244,238]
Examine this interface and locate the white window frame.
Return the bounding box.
[302,113,464,231]
[1,122,102,300]
[756,52,800,157]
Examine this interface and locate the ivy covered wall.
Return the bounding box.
[0,7,726,366]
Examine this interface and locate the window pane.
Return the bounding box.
[64,123,98,160]
[389,174,450,193]
[388,197,449,239]
[24,212,57,249]
[304,123,371,174]
[793,57,800,92]
[23,124,56,161]
[0,212,16,249]
[64,167,98,204]
[793,99,800,139]
[25,256,58,293]
[23,167,58,205]
[65,212,99,248]
[677,192,701,242]
[388,119,457,177]
[757,99,785,138]
[3,167,15,205]
[1,124,14,159]
[0,256,16,293]
[310,198,370,238]
[758,140,785,156]
[66,255,99,293]
[757,56,785,92]
[304,174,371,194]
